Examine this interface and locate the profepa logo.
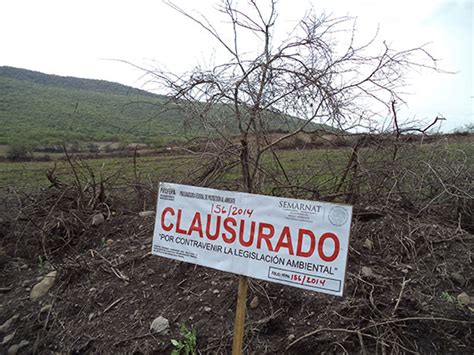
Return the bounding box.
[279,201,322,213]
[160,186,176,195]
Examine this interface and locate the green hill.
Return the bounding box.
[0,66,328,147]
[0,67,188,146]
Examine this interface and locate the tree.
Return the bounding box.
[6,143,32,161]
[142,0,437,195]
[139,2,440,352]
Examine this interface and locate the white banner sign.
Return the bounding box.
[152,183,352,296]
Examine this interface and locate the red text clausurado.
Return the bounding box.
[160,207,340,262]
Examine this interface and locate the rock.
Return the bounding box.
[288,334,296,342]
[7,345,18,355]
[7,340,29,355]
[457,292,471,305]
[1,332,15,345]
[363,238,373,250]
[250,295,259,309]
[0,314,19,333]
[204,306,212,313]
[30,271,57,300]
[139,211,155,218]
[212,289,219,295]
[14,340,29,351]
[92,213,105,226]
[361,266,374,278]
[40,305,52,313]
[150,316,169,334]
[451,272,466,285]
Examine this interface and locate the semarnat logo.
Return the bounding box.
[279,201,322,213]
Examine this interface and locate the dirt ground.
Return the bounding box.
[1,183,473,354]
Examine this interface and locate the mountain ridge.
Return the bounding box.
[0,66,331,147]
[0,66,157,98]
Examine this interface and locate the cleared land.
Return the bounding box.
[1,136,473,353]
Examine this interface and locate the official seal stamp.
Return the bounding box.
[328,206,348,226]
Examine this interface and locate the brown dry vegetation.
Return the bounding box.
[0,135,473,354]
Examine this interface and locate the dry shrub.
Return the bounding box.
[351,139,474,231]
[0,157,148,264]
[284,137,474,353]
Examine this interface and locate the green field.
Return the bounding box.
[0,148,352,192]
[0,154,192,191]
[2,138,471,200]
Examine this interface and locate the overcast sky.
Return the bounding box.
[1,0,472,131]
